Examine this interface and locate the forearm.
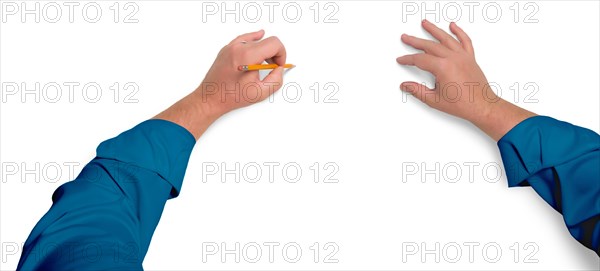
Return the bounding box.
[18,120,196,269]
[18,29,287,269]
[153,90,221,140]
[497,116,600,255]
[471,99,537,141]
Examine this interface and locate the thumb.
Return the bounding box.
[400,81,438,106]
[260,66,284,96]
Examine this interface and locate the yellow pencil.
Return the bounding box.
[238,64,295,71]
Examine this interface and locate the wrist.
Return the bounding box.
[471,99,536,141]
[153,89,222,141]
[192,84,226,123]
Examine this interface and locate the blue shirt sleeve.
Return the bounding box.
[17,119,196,270]
[498,116,600,256]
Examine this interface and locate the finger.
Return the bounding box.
[396,53,441,75]
[260,67,284,95]
[230,29,265,45]
[449,22,474,55]
[401,34,450,57]
[400,81,438,106]
[253,36,287,65]
[421,19,462,51]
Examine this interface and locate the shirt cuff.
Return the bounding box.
[95,119,196,198]
[497,116,600,187]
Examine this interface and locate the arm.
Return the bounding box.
[498,116,600,256]
[396,19,600,256]
[17,29,288,269]
[154,29,287,140]
[396,20,535,140]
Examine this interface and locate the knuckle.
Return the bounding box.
[269,36,285,48]
[438,59,453,71]
[437,55,449,66]
[269,36,281,43]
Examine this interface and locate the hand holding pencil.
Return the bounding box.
[194,30,290,120]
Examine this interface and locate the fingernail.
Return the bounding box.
[401,83,416,93]
[422,19,428,24]
[400,83,408,91]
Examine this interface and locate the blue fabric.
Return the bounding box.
[498,116,600,255]
[15,115,600,270]
[17,119,196,270]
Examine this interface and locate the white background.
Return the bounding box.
[1,0,599,270]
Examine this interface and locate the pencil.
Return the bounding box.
[238,64,295,71]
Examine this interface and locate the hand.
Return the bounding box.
[197,29,287,119]
[154,30,288,140]
[396,20,535,141]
